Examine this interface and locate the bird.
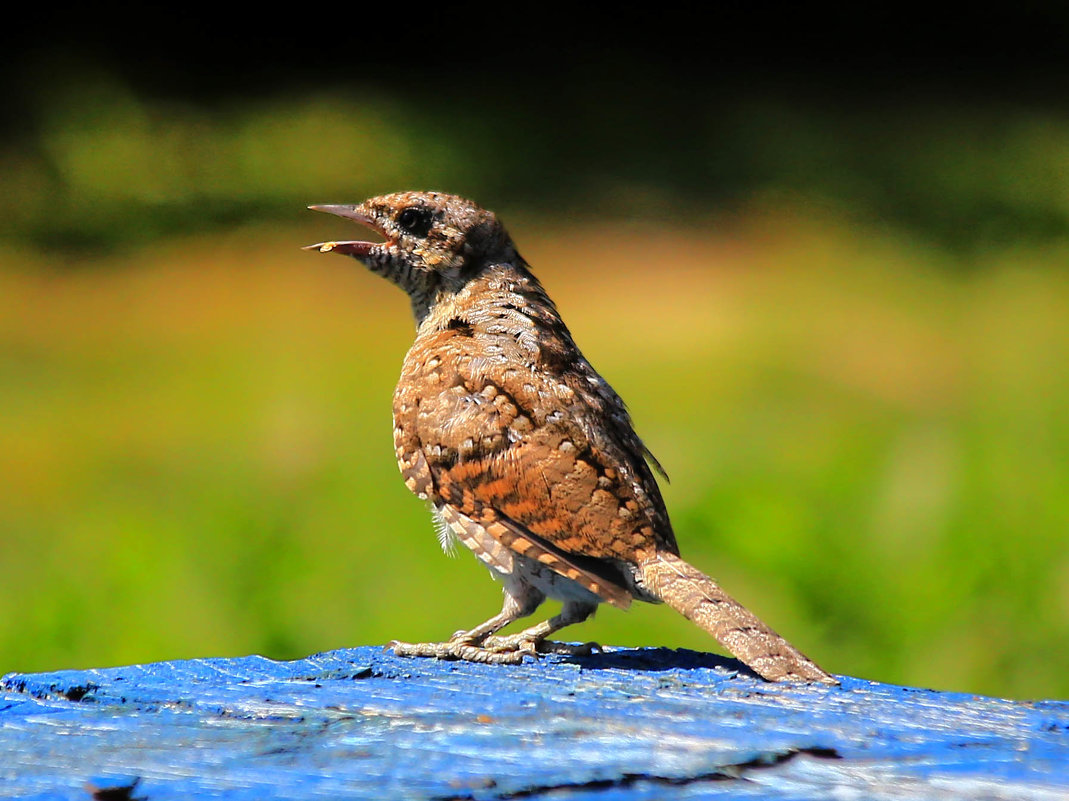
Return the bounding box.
[305,191,836,684]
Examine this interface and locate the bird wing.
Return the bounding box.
[393,322,678,590]
[433,501,632,609]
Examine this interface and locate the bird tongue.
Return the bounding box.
[302,240,376,256]
[304,204,386,256]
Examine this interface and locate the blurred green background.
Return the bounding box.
[2,9,1068,699]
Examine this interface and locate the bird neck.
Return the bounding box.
[408,283,438,325]
[415,261,563,340]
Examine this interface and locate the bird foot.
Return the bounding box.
[388,637,528,665]
[388,635,602,665]
[480,634,602,657]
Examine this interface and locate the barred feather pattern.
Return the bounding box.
[308,190,836,683]
[638,551,836,684]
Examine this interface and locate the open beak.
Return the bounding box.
[303,205,384,257]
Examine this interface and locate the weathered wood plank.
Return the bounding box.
[2,647,1067,799]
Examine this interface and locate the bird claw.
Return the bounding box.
[388,637,530,665]
[389,631,605,664]
[480,635,603,658]
[388,631,605,665]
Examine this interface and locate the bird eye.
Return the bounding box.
[397,207,433,237]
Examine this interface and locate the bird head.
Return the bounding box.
[305,191,515,319]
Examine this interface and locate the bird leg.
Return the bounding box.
[389,584,543,665]
[481,600,600,657]
[390,594,599,664]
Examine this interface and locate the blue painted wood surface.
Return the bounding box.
[2,646,1067,799]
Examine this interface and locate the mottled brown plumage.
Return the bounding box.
[306,191,836,683]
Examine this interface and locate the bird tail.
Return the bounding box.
[638,551,837,684]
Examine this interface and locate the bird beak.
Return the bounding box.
[303,205,383,257]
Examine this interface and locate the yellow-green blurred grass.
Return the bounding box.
[1,208,1067,698]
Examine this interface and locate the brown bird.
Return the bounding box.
[306,191,836,684]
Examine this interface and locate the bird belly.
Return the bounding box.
[433,503,605,606]
[511,554,606,606]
